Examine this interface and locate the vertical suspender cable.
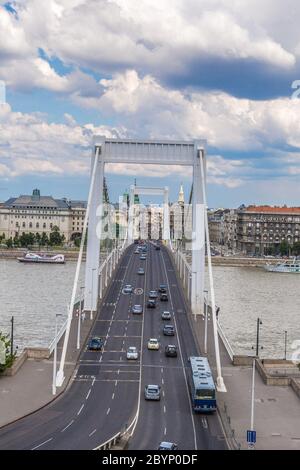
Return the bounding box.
[56,146,100,386]
[199,148,226,393]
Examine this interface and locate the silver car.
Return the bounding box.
[126,346,139,360]
[161,311,171,320]
[144,384,161,400]
[132,304,143,314]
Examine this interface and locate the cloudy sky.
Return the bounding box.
[0,0,300,207]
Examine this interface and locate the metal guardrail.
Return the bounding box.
[94,431,122,450]
[219,403,242,450]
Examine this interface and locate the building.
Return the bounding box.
[208,209,225,245]
[237,205,300,255]
[0,189,87,243]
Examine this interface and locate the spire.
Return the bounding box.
[178,183,184,205]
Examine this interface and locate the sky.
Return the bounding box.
[0,0,300,207]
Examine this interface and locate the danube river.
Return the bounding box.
[0,259,299,358]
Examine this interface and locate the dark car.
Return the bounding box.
[163,325,175,336]
[155,245,160,250]
[160,293,168,301]
[159,284,167,293]
[165,345,177,357]
[158,442,178,450]
[88,337,104,351]
[147,299,156,308]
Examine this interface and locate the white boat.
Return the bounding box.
[264,258,300,273]
[17,252,65,264]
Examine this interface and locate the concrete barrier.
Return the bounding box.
[290,378,300,399]
[232,355,255,366]
[0,350,28,376]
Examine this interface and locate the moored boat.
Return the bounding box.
[264,257,300,273]
[17,252,65,264]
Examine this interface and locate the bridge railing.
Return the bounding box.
[169,241,192,305]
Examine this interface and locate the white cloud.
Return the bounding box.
[0,0,297,95]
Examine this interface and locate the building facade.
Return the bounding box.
[0,189,86,243]
[237,205,300,255]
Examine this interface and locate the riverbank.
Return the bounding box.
[0,248,280,267]
[0,248,83,260]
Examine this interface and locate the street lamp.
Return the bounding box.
[252,317,263,357]
[284,330,288,361]
[204,289,208,354]
[52,312,62,395]
[249,357,256,450]
[91,268,96,320]
[77,286,84,350]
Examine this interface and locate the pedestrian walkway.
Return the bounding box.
[190,312,300,450]
[0,313,93,429]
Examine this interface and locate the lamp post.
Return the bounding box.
[284,330,287,360]
[91,268,96,320]
[10,316,14,359]
[77,286,84,350]
[52,312,62,395]
[249,357,256,450]
[256,318,262,357]
[204,289,208,354]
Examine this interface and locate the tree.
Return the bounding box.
[292,241,300,256]
[279,240,289,256]
[41,232,49,246]
[49,226,65,246]
[5,238,13,248]
[0,332,16,373]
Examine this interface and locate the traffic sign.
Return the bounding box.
[247,430,256,444]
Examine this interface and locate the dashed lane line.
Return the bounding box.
[77,404,84,416]
[86,389,91,400]
[31,438,53,450]
[61,420,74,433]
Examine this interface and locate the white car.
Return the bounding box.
[147,338,160,350]
[123,284,133,294]
[126,346,139,360]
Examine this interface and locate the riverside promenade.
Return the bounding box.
[0,312,93,429]
[191,312,300,450]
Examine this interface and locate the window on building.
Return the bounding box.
[36,223,39,228]
[43,223,46,229]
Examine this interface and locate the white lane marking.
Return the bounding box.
[86,389,91,400]
[161,249,198,450]
[161,367,163,374]
[162,390,165,397]
[115,380,118,386]
[98,355,103,363]
[112,392,115,400]
[61,420,74,433]
[164,427,167,436]
[92,377,96,386]
[163,405,166,414]
[202,418,208,429]
[89,429,97,437]
[31,437,53,450]
[107,408,111,415]
[77,404,84,415]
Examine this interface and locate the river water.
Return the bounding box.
[0,259,299,358]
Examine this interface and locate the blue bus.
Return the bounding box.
[188,356,216,413]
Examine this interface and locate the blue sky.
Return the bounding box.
[0,0,300,207]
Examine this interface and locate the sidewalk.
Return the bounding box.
[192,313,300,450]
[0,312,93,429]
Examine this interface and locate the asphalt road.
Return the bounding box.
[0,242,226,450]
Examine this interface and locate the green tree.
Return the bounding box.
[0,332,16,373]
[40,232,49,246]
[279,240,289,256]
[49,226,65,246]
[292,241,300,256]
[5,238,13,248]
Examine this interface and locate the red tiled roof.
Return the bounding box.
[246,205,300,214]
